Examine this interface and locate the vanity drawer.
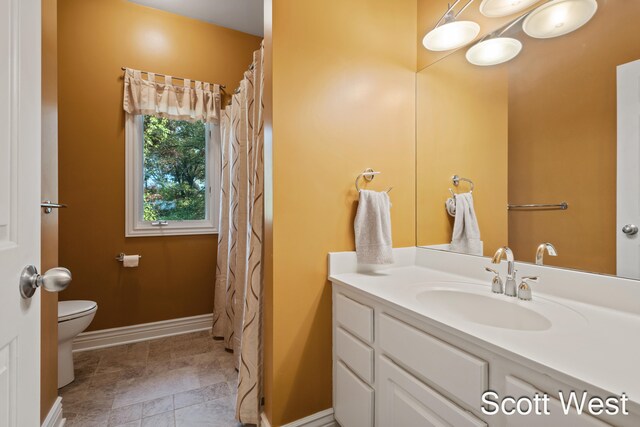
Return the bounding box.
[336,327,374,384]
[504,376,610,427]
[379,313,488,409]
[335,293,374,344]
[335,361,374,427]
[379,356,486,427]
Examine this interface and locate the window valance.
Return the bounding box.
[123,68,221,123]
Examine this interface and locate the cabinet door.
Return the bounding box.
[335,361,374,427]
[505,376,611,427]
[378,356,486,427]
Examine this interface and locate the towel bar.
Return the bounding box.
[508,202,568,210]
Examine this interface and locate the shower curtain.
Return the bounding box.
[212,43,264,425]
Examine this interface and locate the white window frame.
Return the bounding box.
[125,113,220,237]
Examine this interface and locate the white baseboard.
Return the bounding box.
[260,409,336,427]
[42,396,65,427]
[72,313,213,352]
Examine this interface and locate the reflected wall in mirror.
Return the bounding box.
[416,0,640,279]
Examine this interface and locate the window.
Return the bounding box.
[125,114,220,236]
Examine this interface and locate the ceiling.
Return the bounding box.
[129,0,264,36]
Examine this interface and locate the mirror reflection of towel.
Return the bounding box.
[445,197,456,217]
[450,193,482,256]
[354,190,394,264]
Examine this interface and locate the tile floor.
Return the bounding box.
[59,331,243,427]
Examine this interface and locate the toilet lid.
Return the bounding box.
[58,300,97,322]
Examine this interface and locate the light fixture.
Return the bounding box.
[523,0,598,39]
[479,0,540,18]
[422,0,481,52]
[465,14,525,66]
[466,37,523,66]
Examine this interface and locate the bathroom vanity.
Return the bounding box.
[329,248,640,427]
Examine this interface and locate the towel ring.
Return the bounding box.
[355,168,392,193]
[450,174,474,194]
[446,175,474,217]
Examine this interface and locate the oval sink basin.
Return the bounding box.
[416,289,553,331]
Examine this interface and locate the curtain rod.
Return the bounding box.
[121,67,226,90]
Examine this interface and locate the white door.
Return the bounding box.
[0,0,42,426]
[617,59,640,279]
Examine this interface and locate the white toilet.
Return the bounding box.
[58,300,97,388]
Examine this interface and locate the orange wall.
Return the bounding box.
[416,52,509,255]
[264,0,417,425]
[41,0,58,420]
[508,1,640,273]
[58,0,261,330]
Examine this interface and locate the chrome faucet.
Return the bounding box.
[491,246,517,297]
[535,242,557,266]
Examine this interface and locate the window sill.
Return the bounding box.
[125,224,218,238]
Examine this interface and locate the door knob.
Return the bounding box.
[19,265,72,299]
[622,224,639,236]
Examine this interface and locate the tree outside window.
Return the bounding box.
[142,115,208,222]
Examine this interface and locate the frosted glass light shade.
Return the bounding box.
[422,21,481,52]
[466,37,523,66]
[479,0,540,18]
[523,0,598,39]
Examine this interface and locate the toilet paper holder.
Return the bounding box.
[115,253,142,262]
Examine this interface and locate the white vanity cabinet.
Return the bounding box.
[333,287,487,427]
[333,293,375,427]
[332,284,636,427]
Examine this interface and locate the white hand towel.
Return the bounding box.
[450,192,482,256]
[354,190,394,265]
[445,197,456,217]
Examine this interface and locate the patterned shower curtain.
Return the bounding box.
[212,43,264,425]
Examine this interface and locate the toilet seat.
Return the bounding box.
[58,300,97,322]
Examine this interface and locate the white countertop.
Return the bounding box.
[329,248,640,409]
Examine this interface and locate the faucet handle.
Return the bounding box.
[485,267,503,294]
[518,276,538,301]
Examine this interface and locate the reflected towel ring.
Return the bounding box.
[447,175,474,217]
[355,168,393,193]
[450,174,474,194]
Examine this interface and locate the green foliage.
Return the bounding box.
[142,115,207,221]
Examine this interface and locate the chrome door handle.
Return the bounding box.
[622,224,638,235]
[19,265,72,299]
[41,200,67,214]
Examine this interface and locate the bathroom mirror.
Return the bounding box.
[416,0,640,279]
